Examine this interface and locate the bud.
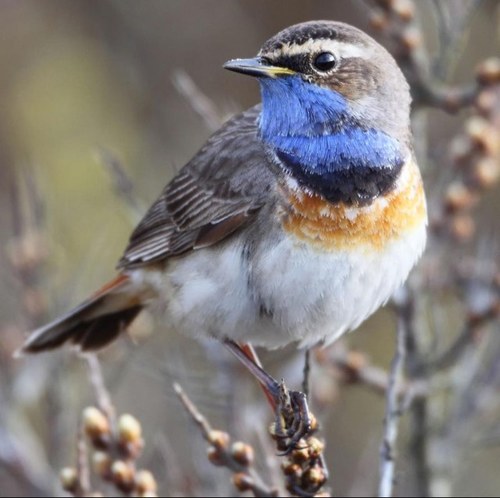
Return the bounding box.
[111,460,135,493]
[450,214,475,241]
[92,451,112,479]
[444,182,477,211]
[449,136,473,165]
[476,57,500,85]
[207,446,225,466]
[466,117,498,156]
[83,407,110,441]
[369,11,389,31]
[230,441,254,466]
[282,461,302,477]
[392,0,415,21]
[290,446,310,464]
[135,470,158,495]
[60,467,78,493]
[207,430,230,451]
[302,466,327,488]
[232,472,253,492]
[308,412,319,433]
[476,89,497,116]
[306,437,325,459]
[400,27,421,53]
[118,414,142,444]
[472,157,500,189]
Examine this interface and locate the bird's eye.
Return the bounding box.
[312,52,336,72]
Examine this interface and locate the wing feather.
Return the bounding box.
[118,106,276,269]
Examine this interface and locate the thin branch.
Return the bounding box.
[84,354,116,423]
[96,147,144,223]
[378,298,410,498]
[173,382,279,497]
[75,423,90,497]
[172,69,223,131]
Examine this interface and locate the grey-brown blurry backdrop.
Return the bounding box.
[0,1,499,497]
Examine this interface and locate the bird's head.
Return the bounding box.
[224,21,413,204]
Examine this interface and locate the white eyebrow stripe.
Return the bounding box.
[262,39,372,61]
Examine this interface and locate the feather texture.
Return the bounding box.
[118,106,276,269]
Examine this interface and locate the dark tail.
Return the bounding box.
[17,274,144,355]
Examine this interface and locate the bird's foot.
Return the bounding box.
[223,340,316,451]
[271,380,317,454]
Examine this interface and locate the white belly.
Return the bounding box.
[136,221,426,350]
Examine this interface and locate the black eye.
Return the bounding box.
[313,52,336,72]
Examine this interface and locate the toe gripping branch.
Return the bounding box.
[223,340,315,453]
[223,340,329,496]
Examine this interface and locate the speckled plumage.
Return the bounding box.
[20,20,427,356]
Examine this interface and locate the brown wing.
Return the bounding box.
[118,105,276,269]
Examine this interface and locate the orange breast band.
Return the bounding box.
[281,159,427,251]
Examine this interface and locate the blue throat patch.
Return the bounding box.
[258,75,404,204]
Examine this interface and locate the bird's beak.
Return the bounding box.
[223,57,296,78]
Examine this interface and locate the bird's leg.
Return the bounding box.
[223,339,280,409]
[302,348,311,397]
[223,339,314,452]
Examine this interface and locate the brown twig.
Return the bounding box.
[173,381,279,497]
[85,354,116,423]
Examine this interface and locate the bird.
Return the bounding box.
[18,21,427,415]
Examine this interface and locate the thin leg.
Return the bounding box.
[223,339,314,452]
[302,349,311,397]
[223,339,280,404]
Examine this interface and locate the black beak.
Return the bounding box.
[223,57,296,78]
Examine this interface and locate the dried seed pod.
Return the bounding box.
[476,57,500,85]
[400,27,421,53]
[472,157,500,189]
[450,136,474,165]
[230,441,254,466]
[60,467,78,493]
[92,451,112,480]
[392,0,415,21]
[83,407,110,441]
[281,461,303,477]
[302,466,327,489]
[111,460,135,493]
[476,89,498,116]
[290,446,310,464]
[118,414,142,445]
[232,472,253,492]
[450,214,475,241]
[207,430,230,451]
[306,437,325,459]
[444,182,477,211]
[308,412,319,433]
[369,11,390,31]
[135,470,158,495]
[466,117,498,156]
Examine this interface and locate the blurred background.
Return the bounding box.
[0,1,499,497]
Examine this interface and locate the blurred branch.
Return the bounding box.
[378,290,411,498]
[85,354,116,423]
[172,69,224,131]
[96,147,144,223]
[316,344,429,401]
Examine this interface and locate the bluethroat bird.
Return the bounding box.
[19,21,427,438]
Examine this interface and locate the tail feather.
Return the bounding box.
[17,274,145,355]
